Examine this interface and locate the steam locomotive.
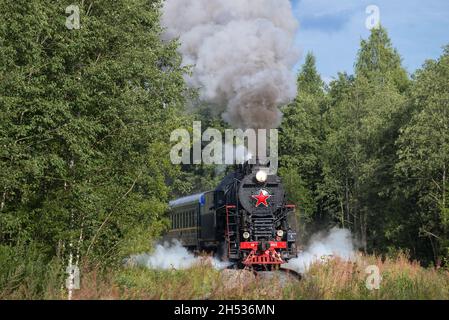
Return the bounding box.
[165,162,298,269]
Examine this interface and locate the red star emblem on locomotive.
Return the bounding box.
[252,189,271,207]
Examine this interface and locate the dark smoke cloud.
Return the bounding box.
[162,0,300,129]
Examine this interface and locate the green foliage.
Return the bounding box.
[280,52,327,232]
[395,46,449,260]
[118,220,167,258]
[0,0,188,268]
[314,27,410,252]
[355,26,410,92]
[278,166,314,223]
[0,243,64,299]
[281,28,448,264]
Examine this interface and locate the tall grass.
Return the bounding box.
[2,251,449,299]
[0,244,65,299]
[71,252,449,300]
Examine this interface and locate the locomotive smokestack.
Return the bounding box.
[161,0,300,130]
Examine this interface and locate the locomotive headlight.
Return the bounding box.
[255,170,268,183]
[276,230,284,237]
[243,231,250,239]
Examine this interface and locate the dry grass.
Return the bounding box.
[2,252,449,299]
[285,253,449,299]
[68,252,449,300]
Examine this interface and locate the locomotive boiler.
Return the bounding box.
[165,162,298,270]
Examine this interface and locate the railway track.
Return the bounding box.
[223,263,302,284]
[252,268,302,283]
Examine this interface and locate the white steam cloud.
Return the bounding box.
[284,228,355,273]
[127,240,230,270]
[161,0,300,129]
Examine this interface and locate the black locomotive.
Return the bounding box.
[166,162,298,269]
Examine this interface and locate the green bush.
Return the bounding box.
[0,244,64,299]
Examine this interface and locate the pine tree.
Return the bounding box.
[355,26,410,92]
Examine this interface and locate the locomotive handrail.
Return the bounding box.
[225,205,237,258]
[273,204,296,225]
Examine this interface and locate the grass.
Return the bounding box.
[2,252,449,299]
[70,252,449,300]
[0,244,66,300]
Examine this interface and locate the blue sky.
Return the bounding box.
[291,0,449,83]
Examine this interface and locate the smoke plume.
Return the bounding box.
[284,228,355,273]
[127,240,230,270]
[161,0,299,129]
